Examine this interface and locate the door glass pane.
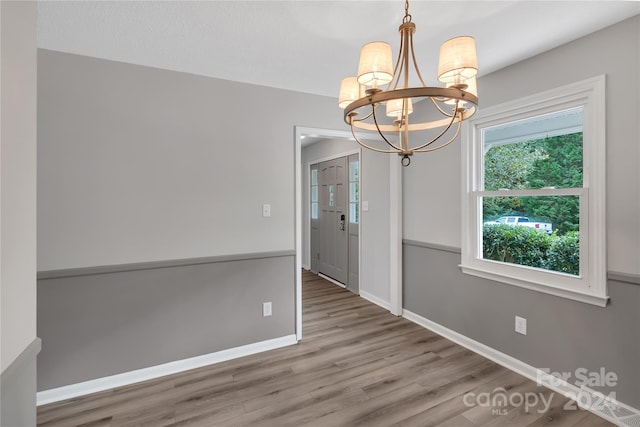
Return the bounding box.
[350,202,359,224]
[349,158,359,223]
[349,182,359,203]
[311,203,318,219]
[349,160,359,181]
[311,186,318,203]
[311,169,318,186]
[483,108,583,191]
[482,195,580,276]
[329,185,335,207]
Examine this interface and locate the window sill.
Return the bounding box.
[459,264,609,307]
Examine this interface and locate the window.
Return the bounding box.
[310,167,318,220]
[349,158,359,224]
[461,76,607,306]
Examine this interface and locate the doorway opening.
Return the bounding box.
[295,126,404,341]
[295,127,363,341]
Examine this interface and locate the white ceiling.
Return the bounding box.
[38,1,639,99]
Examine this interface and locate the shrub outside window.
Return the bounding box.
[461,76,607,306]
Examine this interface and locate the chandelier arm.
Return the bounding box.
[371,104,403,151]
[411,104,460,151]
[402,26,410,91]
[429,96,455,117]
[390,30,406,91]
[414,118,463,152]
[349,122,399,154]
[349,109,375,122]
[408,29,427,87]
[403,112,410,152]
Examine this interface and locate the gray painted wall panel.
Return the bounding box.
[37,49,345,271]
[1,1,39,425]
[38,255,295,391]
[478,17,640,275]
[402,16,640,411]
[1,0,38,374]
[0,339,40,427]
[404,242,640,409]
[404,16,640,275]
[36,49,345,393]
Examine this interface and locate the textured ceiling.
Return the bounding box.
[38,1,640,98]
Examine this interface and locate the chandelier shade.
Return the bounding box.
[386,97,413,118]
[437,36,479,83]
[338,76,361,109]
[357,42,394,87]
[338,0,480,166]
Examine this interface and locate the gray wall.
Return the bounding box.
[38,254,294,390]
[1,339,40,427]
[403,16,640,409]
[1,1,39,425]
[37,50,347,391]
[37,49,345,271]
[302,139,391,303]
[404,242,640,408]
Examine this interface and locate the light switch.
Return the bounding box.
[263,302,272,317]
[362,201,369,212]
[262,204,271,217]
[515,316,527,335]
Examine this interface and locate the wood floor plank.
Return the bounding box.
[38,271,613,427]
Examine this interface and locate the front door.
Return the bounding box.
[318,157,348,284]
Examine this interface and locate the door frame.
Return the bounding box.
[294,126,403,341]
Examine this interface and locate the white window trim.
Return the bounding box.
[461,75,608,307]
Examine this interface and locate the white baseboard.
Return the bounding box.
[402,309,640,427]
[37,334,298,406]
[360,290,391,311]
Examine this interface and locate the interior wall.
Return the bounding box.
[0,1,39,425]
[38,254,295,391]
[403,16,640,409]
[404,243,640,409]
[36,49,348,392]
[38,49,345,272]
[302,139,390,304]
[404,15,640,276]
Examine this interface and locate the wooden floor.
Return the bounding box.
[38,270,612,427]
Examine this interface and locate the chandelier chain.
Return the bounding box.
[403,0,412,23]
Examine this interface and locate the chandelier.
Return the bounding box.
[338,0,479,166]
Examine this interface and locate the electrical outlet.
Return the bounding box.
[262,204,271,217]
[515,316,527,335]
[262,302,272,317]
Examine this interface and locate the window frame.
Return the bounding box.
[461,76,608,307]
